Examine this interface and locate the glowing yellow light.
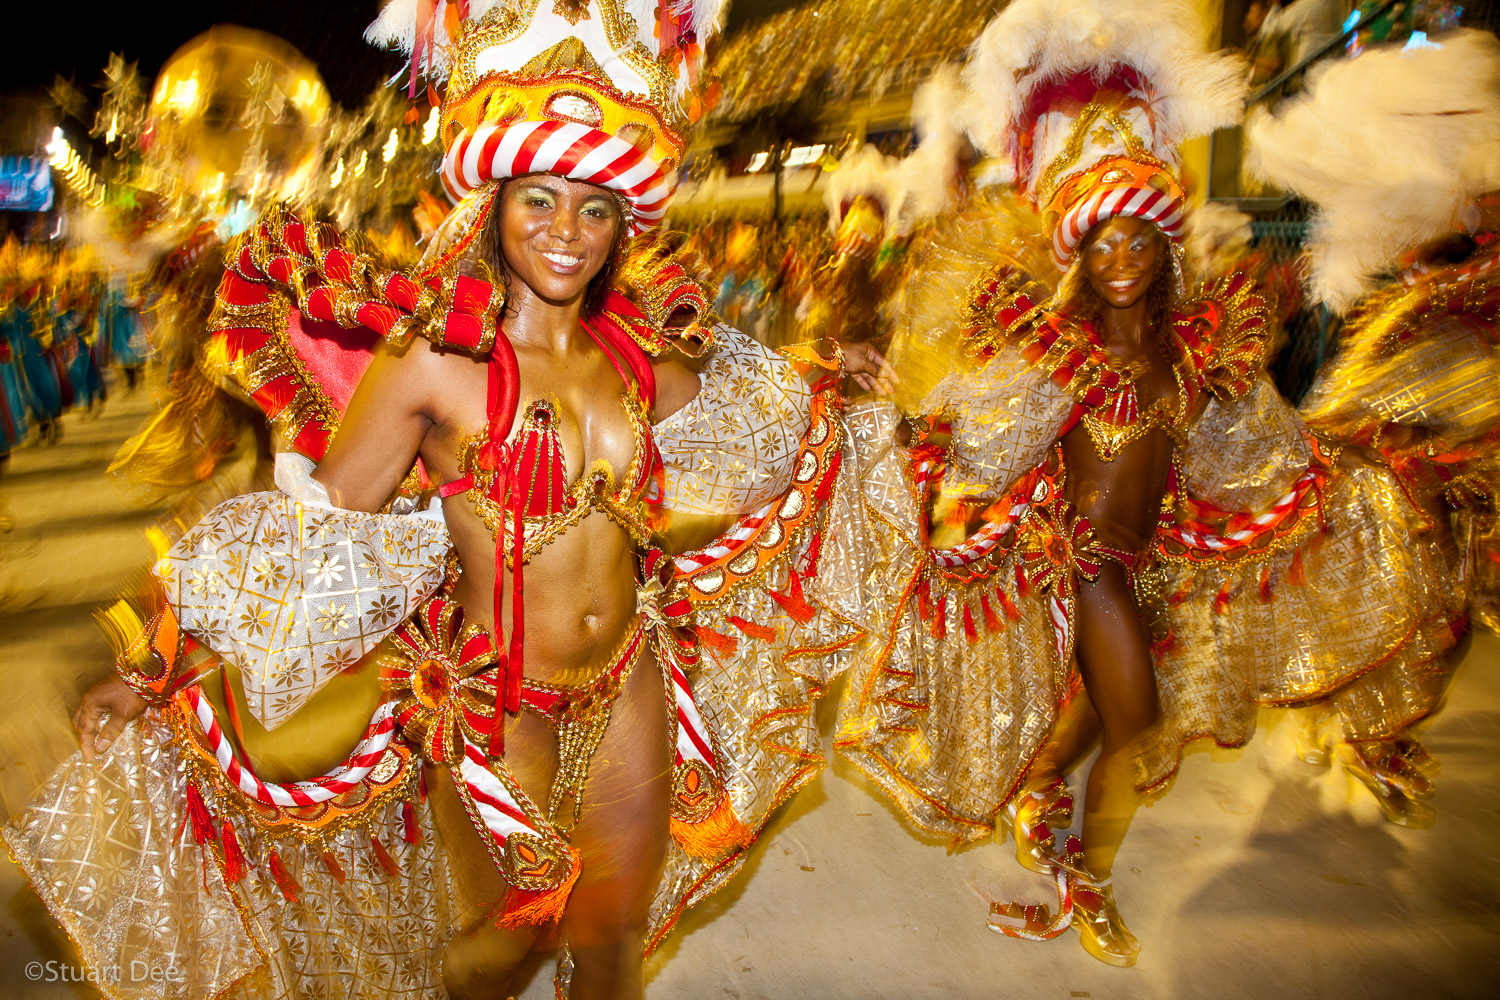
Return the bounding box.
[382,128,398,163]
[353,150,368,178]
[422,106,439,145]
[106,113,118,144]
[330,157,345,188]
[168,76,199,113]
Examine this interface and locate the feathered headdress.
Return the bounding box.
[1248,30,1500,313]
[823,143,900,256]
[962,0,1246,267]
[367,0,727,271]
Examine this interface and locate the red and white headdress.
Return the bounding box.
[367,0,726,271]
[961,0,1246,268]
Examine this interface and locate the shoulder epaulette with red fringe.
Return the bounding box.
[1169,266,1274,402]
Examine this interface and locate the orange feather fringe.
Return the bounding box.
[670,792,755,860]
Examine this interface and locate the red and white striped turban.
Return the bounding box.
[440,119,677,237]
[1050,165,1187,268]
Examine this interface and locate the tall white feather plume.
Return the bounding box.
[368,0,728,97]
[895,65,968,223]
[1248,30,1500,312]
[962,0,1247,178]
[364,0,505,78]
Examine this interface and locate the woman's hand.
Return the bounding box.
[72,676,148,761]
[844,341,898,396]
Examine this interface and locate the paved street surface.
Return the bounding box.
[2,383,1497,999]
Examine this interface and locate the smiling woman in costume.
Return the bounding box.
[3,2,873,997]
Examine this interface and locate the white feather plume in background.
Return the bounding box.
[1248,29,1500,312]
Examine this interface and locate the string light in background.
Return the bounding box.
[45,126,104,206]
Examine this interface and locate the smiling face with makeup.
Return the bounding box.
[1081,215,1164,312]
[496,173,623,310]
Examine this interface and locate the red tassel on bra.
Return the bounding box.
[220,820,248,884]
[185,783,217,847]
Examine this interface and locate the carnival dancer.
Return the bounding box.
[3,255,63,445]
[1248,28,1500,826]
[836,0,1467,967]
[104,278,151,391]
[800,143,904,397]
[3,2,877,997]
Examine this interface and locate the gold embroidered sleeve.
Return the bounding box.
[155,454,452,731]
[654,327,812,516]
[922,344,1076,501]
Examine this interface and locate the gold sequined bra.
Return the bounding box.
[1078,349,1192,461]
[443,390,664,567]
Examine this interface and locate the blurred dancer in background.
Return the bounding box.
[1253,28,1500,825]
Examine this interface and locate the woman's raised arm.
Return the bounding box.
[313,340,443,511]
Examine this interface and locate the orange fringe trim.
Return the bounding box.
[495,846,583,929]
[768,570,816,625]
[1214,580,1234,614]
[726,615,777,642]
[929,596,947,639]
[220,820,248,884]
[371,835,402,878]
[267,850,302,901]
[998,588,1022,622]
[696,626,739,659]
[980,593,1003,633]
[962,603,978,643]
[320,850,347,884]
[401,800,422,845]
[670,792,755,860]
[1288,548,1308,586]
[1258,565,1273,603]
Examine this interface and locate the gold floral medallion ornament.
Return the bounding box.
[380,597,499,766]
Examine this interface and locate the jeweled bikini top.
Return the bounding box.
[438,315,665,748]
[448,386,663,565]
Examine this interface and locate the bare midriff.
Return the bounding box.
[420,338,651,689]
[1062,336,1181,552]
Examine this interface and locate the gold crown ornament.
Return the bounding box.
[367,0,727,274]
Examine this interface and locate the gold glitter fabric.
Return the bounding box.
[835,394,1074,844]
[2,714,451,1000]
[156,454,451,730]
[646,350,870,949]
[1140,457,1461,789]
[654,327,813,516]
[922,345,1077,501]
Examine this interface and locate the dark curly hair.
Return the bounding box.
[473,179,630,318]
[1056,220,1179,338]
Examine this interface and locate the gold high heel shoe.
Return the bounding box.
[1003,778,1074,874]
[1070,874,1140,967]
[1054,837,1140,967]
[988,835,1140,967]
[1343,748,1436,829]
